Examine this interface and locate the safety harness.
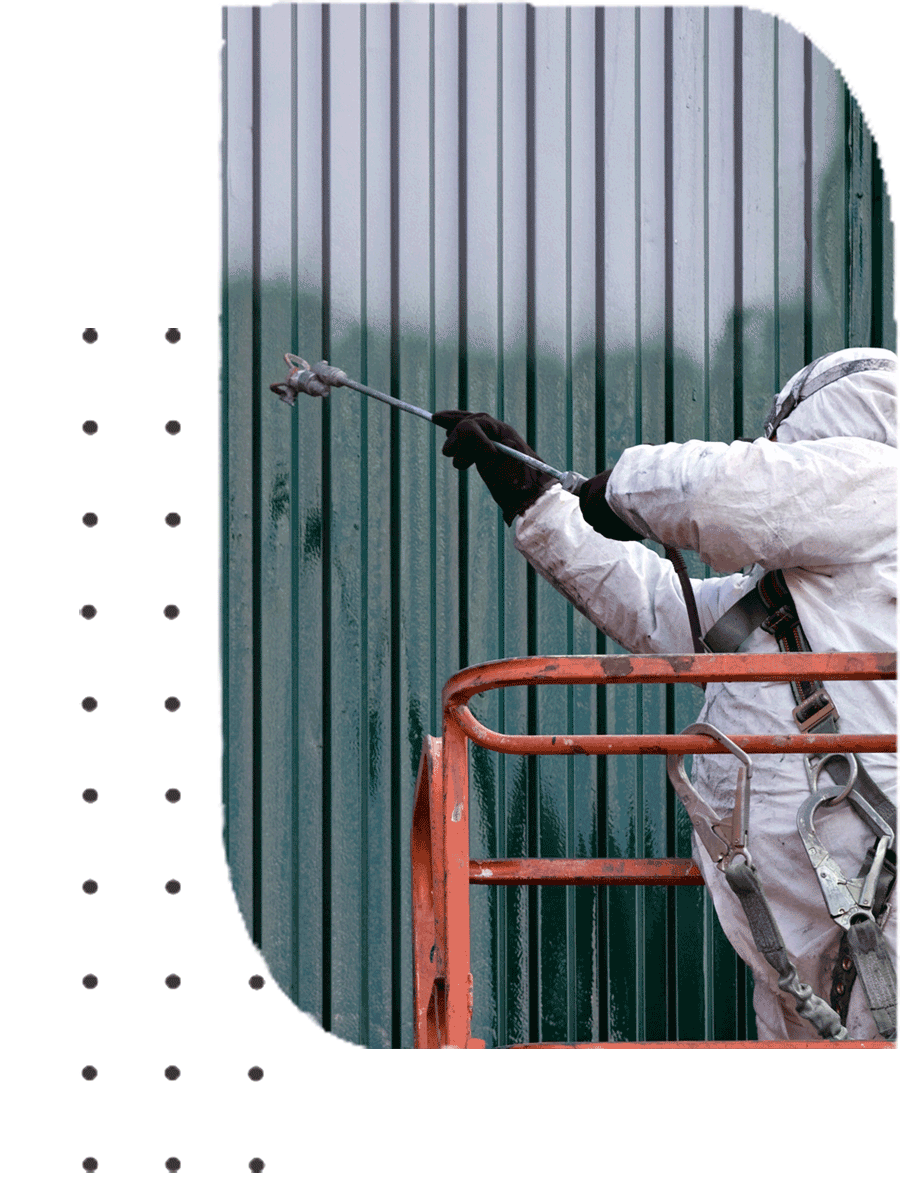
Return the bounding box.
[678,570,897,1039]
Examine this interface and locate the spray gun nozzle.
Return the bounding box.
[271,354,332,402]
[269,381,297,406]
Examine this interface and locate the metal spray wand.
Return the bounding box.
[270,354,589,495]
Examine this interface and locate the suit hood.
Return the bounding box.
[764,348,897,447]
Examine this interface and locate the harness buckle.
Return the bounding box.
[793,688,837,732]
[760,603,796,639]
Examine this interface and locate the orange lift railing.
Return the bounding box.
[410,652,896,1049]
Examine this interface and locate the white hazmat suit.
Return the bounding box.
[514,347,897,1040]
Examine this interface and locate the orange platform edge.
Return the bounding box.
[410,652,896,1050]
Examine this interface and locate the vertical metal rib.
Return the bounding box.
[734,6,748,1037]
[593,0,609,1043]
[634,7,642,439]
[871,152,885,345]
[290,0,301,1007]
[663,4,676,1040]
[221,5,231,873]
[458,4,469,670]
[524,2,539,1042]
[803,34,813,362]
[633,2,645,1044]
[733,7,744,436]
[495,1,508,1051]
[772,15,780,386]
[664,7,674,446]
[594,6,606,475]
[251,5,263,950]
[358,0,370,1054]
[428,4,438,739]
[389,0,402,1048]
[320,0,333,1033]
[564,3,575,1045]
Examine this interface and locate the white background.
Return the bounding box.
[2,1,896,1196]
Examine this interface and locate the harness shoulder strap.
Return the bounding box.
[701,585,771,653]
[703,569,839,733]
[705,571,895,826]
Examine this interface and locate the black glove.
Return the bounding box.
[432,411,553,525]
[578,469,645,541]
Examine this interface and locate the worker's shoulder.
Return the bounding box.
[720,436,895,508]
[780,434,896,462]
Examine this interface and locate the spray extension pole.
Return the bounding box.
[270,354,708,653]
[270,354,588,496]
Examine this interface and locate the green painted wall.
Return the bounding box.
[222,4,895,1046]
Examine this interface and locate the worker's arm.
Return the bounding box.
[604,436,896,574]
[514,485,746,656]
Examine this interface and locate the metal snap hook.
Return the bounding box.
[666,722,754,872]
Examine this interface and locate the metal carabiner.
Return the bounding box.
[666,723,754,872]
[797,783,894,931]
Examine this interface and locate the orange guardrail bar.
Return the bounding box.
[410,652,896,1049]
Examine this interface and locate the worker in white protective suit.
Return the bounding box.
[434,346,897,1041]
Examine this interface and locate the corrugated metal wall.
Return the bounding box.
[222,4,895,1047]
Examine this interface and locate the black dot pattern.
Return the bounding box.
[249,975,265,990]
[75,324,204,1159]
[249,1159,265,1174]
[248,1066,264,1081]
